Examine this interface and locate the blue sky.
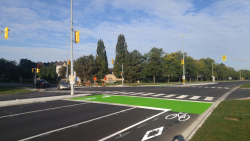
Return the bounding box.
[0,0,250,70]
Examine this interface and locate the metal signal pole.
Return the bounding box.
[70,0,74,95]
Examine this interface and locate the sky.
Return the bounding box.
[0,0,250,70]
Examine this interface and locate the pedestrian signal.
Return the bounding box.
[32,68,34,73]
[112,59,114,64]
[37,68,40,73]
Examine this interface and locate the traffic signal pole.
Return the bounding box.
[122,63,123,86]
[70,0,74,95]
[34,68,36,88]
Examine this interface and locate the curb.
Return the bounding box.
[180,86,239,141]
[0,94,91,107]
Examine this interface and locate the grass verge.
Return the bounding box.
[0,86,35,95]
[70,95,212,114]
[239,83,250,88]
[191,100,250,141]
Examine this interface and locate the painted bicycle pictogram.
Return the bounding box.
[165,112,190,121]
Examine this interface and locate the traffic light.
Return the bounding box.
[112,59,114,64]
[181,59,184,65]
[68,60,70,65]
[222,55,226,61]
[75,31,80,43]
[4,27,8,39]
[32,68,34,73]
[37,68,40,73]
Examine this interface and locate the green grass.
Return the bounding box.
[71,95,212,114]
[240,83,250,88]
[0,86,35,95]
[191,100,250,141]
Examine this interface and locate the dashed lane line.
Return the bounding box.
[98,110,170,141]
[0,103,88,119]
[19,107,136,141]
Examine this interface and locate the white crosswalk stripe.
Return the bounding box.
[189,96,201,100]
[176,95,188,98]
[204,97,214,101]
[151,94,166,97]
[141,93,155,96]
[163,94,176,98]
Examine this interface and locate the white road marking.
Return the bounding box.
[176,95,188,99]
[98,110,169,141]
[204,87,208,88]
[137,123,147,128]
[217,87,222,89]
[141,93,155,96]
[0,103,88,119]
[211,87,215,88]
[189,96,201,100]
[151,94,166,97]
[19,107,136,141]
[204,97,214,101]
[163,94,176,98]
[129,93,140,95]
[142,126,164,141]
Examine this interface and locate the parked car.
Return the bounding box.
[57,81,70,90]
[35,79,50,87]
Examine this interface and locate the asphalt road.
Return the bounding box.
[0,81,249,141]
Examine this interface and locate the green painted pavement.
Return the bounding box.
[71,95,213,114]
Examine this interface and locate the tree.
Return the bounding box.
[144,47,164,83]
[49,63,57,81]
[123,50,143,83]
[113,34,128,77]
[96,39,109,78]
[74,54,98,82]
[185,56,197,82]
[163,51,186,82]
[19,59,36,79]
[58,65,70,79]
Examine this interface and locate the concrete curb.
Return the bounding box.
[179,86,239,141]
[0,94,91,107]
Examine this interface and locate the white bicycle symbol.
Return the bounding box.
[165,112,190,121]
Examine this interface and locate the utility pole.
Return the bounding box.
[122,63,123,86]
[175,30,192,85]
[240,70,241,81]
[66,34,69,80]
[70,0,74,95]
[212,62,215,82]
[34,68,36,88]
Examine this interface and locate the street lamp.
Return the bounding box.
[174,30,192,85]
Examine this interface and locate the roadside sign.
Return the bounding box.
[69,75,75,84]
[94,77,97,81]
[182,76,185,79]
[104,76,107,81]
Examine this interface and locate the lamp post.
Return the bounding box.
[175,30,192,85]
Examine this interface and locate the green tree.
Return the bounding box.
[185,56,197,82]
[123,50,143,83]
[163,51,183,82]
[96,39,109,78]
[113,34,128,78]
[74,54,98,82]
[19,59,36,79]
[144,47,164,83]
[49,63,57,81]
